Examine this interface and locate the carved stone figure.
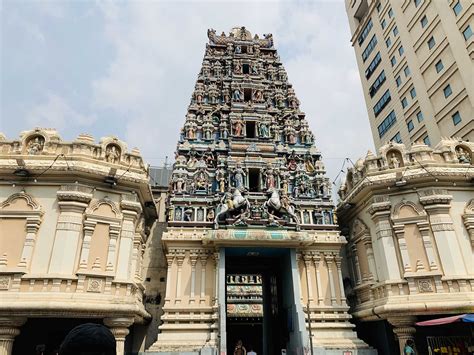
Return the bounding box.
[253,90,264,103]
[263,189,300,226]
[213,61,222,78]
[216,168,227,193]
[233,162,246,189]
[389,153,401,169]
[175,175,186,193]
[258,121,270,138]
[194,83,205,104]
[232,88,243,102]
[232,118,245,137]
[264,164,276,190]
[214,188,250,229]
[456,147,471,163]
[106,145,120,163]
[233,60,243,75]
[208,83,219,104]
[27,136,44,155]
[219,120,229,140]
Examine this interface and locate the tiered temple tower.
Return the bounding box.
[149,27,372,355]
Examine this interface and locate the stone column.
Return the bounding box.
[49,185,92,274]
[17,217,41,269]
[392,223,412,274]
[334,256,347,306]
[164,251,175,305]
[420,190,467,275]
[369,198,401,280]
[350,244,362,285]
[189,250,199,304]
[104,317,134,355]
[388,316,417,355]
[302,252,314,304]
[175,249,186,304]
[199,250,208,304]
[325,253,337,306]
[0,317,26,355]
[364,239,378,281]
[116,209,137,279]
[311,252,323,305]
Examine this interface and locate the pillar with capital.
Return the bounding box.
[104,317,134,355]
[388,316,417,355]
[0,317,26,355]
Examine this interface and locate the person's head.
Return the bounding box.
[236,340,242,346]
[59,323,116,355]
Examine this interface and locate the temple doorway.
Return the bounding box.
[225,248,292,355]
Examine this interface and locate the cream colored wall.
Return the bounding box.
[0,218,26,268]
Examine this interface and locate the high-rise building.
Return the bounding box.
[148,27,373,354]
[345,0,473,149]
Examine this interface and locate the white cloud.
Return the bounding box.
[26,93,95,130]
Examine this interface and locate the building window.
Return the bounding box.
[386,37,392,47]
[378,110,397,138]
[244,88,252,101]
[410,87,417,98]
[391,132,402,143]
[401,97,408,108]
[453,1,463,16]
[417,111,424,122]
[404,66,411,77]
[423,135,430,146]
[362,35,378,62]
[428,36,436,49]
[396,76,402,87]
[435,60,444,73]
[381,19,387,29]
[463,25,473,41]
[365,52,382,79]
[393,26,399,36]
[443,84,452,98]
[414,0,421,7]
[398,45,404,55]
[421,15,428,28]
[374,90,391,117]
[246,121,256,138]
[369,70,386,98]
[452,111,462,126]
[388,8,394,18]
[391,56,397,66]
[358,19,374,45]
[377,2,382,12]
[248,168,260,192]
[407,120,414,132]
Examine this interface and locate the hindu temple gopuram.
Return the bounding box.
[148,27,373,354]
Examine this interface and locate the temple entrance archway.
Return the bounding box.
[225,248,293,355]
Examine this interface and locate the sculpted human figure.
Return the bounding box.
[27,136,44,155]
[234,60,243,75]
[232,88,243,102]
[253,90,264,103]
[175,175,186,193]
[264,165,276,190]
[233,162,246,189]
[219,120,229,139]
[258,121,270,138]
[456,147,471,163]
[389,153,400,168]
[233,118,245,136]
[106,145,120,163]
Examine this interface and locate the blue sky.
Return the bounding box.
[1,0,374,191]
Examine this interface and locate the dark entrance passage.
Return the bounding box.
[226,249,291,355]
